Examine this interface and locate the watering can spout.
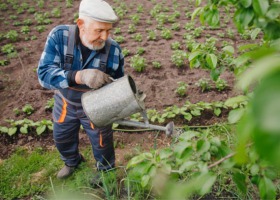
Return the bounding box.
[115,120,174,136]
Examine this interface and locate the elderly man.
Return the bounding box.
[37,0,124,186]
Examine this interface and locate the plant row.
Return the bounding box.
[0,95,248,137]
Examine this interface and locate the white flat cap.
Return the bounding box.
[79,0,118,23]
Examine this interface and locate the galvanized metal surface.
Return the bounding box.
[82,75,145,127]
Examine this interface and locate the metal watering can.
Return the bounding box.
[81,75,174,136]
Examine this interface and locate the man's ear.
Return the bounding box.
[76,18,85,31]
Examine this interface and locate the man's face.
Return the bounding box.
[79,19,112,50]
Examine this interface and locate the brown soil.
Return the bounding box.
[0,0,241,163]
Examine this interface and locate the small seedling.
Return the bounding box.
[171,41,181,50]
[132,33,142,42]
[161,28,172,39]
[195,78,212,92]
[152,61,162,69]
[114,27,121,35]
[22,104,34,115]
[130,55,146,72]
[147,30,157,41]
[215,78,228,91]
[171,50,187,67]
[175,82,188,97]
[122,48,130,57]
[136,47,145,55]
[5,30,19,42]
[114,36,125,43]
[128,24,136,34]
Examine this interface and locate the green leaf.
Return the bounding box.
[183,112,192,121]
[188,51,202,62]
[210,68,220,81]
[159,148,173,160]
[36,125,46,135]
[141,175,150,188]
[233,172,247,194]
[236,55,280,91]
[20,125,28,134]
[196,140,211,155]
[224,95,248,108]
[174,142,192,158]
[266,3,280,20]
[258,177,276,200]
[206,54,217,69]
[234,111,254,164]
[228,108,245,124]
[190,109,201,116]
[198,172,217,195]
[252,0,269,16]
[240,8,254,27]
[8,127,17,136]
[191,7,203,21]
[127,153,153,169]
[214,108,221,116]
[222,45,235,55]
[0,126,8,133]
[204,8,220,27]
[179,161,196,173]
[240,0,252,8]
[250,164,259,175]
[250,28,261,40]
[178,131,199,141]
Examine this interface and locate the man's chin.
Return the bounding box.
[89,43,105,51]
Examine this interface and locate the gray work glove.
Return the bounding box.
[79,69,112,89]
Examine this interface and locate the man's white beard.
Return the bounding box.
[82,35,105,50]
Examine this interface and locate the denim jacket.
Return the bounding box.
[37,25,124,103]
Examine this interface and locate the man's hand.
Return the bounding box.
[75,69,112,89]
